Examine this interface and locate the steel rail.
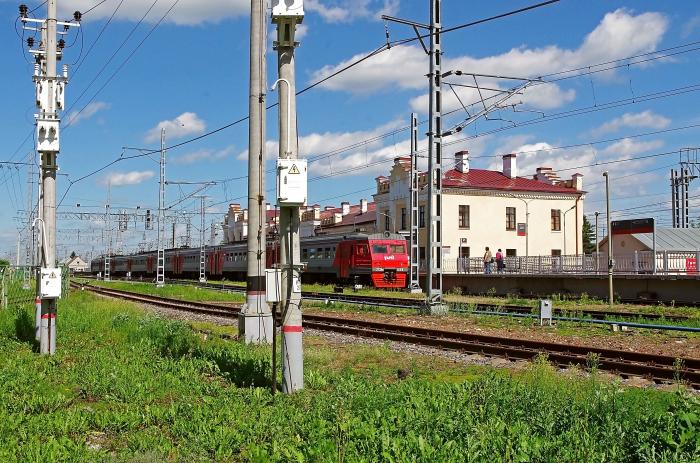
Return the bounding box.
[78,276,694,324]
[73,282,700,388]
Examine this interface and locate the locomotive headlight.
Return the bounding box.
[372,267,384,272]
[396,268,408,272]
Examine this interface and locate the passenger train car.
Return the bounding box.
[91,233,409,289]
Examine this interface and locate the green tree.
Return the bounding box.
[70,251,76,259]
[0,259,9,268]
[582,215,595,254]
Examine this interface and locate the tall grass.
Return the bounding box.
[0,292,698,462]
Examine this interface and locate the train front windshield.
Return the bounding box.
[371,243,406,255]
[372,244,388,254]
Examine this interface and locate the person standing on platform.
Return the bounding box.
[483,247,493,274]
[495,248,504,273]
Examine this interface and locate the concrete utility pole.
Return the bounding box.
[23,159,34,290]
[273,0,305,393]
[240,0,273,343]
[156,129,166,287]
[594,211,600,272]
[408,113,421,293]
[104,183,111,281]
[196,195,207,283]
[21,0,79,354]
[603,171,613,307]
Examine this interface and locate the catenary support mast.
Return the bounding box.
[156,129,166,287]
[408,113,421,293]
[240,0,273,343]
[273,0,305,393]
[23,0,79,354]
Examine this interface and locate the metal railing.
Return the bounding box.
[443,251,700,276]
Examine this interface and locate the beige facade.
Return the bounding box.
[374,153,585,261]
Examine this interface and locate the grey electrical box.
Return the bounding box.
[539,299,552,326]
[265,269,282,303]
[40,267,62,299]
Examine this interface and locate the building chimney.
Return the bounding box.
[455,150,469,173]
[333,212,342,224]
[341,201,350,216]
[313,204,321,220]
[360,198,368,213]
[242,209,249,221]
[502,153,517,179]
[265,202,271,211]
[572,173,583,191]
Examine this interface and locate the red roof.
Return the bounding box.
[320,202,377,228]
[442,168,581,194]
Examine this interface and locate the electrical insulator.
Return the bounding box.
[58,39,65,49]
[73,11,82,22]
[27,37,34,48]
[19,4,28,18]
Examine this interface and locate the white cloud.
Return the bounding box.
[145,112,206,143]
[483,136,666,202]
[682,15,700,38]
[172,146,235,164]
[65,101,110,126]
[58,0,249,26]
[236,119,489,178]
[589,110,671,137]
[58,0,396,26]
[305,0,398,23]
[237,119,403,161]
[102,170,154,186]
[599,138,664,157]
[295,24,309,41]
[310,8,668,113]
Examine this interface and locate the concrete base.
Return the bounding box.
[443,274,700,304]
[425,303,449,315]
[238,312,274,344]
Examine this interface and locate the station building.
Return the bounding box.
[373,151,585,261]
[220,151,585,260]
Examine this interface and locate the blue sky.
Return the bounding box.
[2,0,700,259]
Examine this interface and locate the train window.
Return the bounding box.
[302,248,308,260]
[372,244,388,254]
[325,248,331,259]
[391,244,405,254]
[357,245,368,256]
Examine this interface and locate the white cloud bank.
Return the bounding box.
[65,101,110,126]
[589,110,671,137]
[103,170,154,186]
[310,9,668,114]
[145,112,206,143]
[305,0,398,23]
[58,0,396,26]
[172,146,235,164]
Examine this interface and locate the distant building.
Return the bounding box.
[373,152,585,260]
[59,255,89,272]
[599,228,700,253]
[222,198,377,243]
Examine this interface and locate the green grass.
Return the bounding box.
[79,279,245,303]
[1,292,699,461]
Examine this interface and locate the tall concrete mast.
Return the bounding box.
[22,0,79,353]
[272,0,305,393]
[240,0,273,343]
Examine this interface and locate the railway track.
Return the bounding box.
[133,277,695,323]
[73,281,700,388]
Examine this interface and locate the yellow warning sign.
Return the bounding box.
[288,164,300,174]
